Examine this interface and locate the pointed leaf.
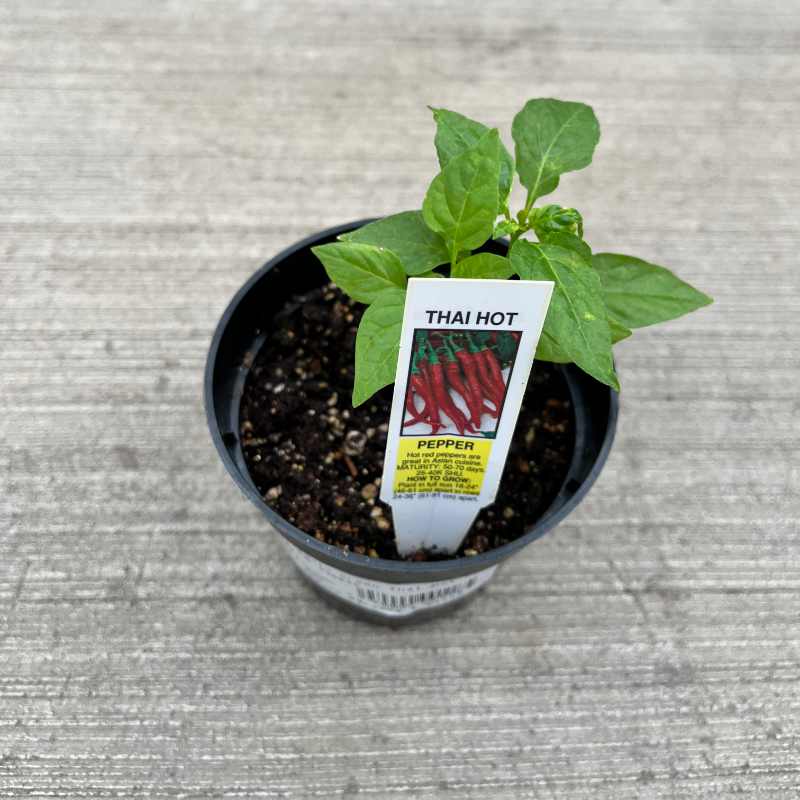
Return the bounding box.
[340,211,450,276]
[608,316,632,343]
[311,242,406,304]
[422,129,501,261]
[593,253,713,329]
[353,288,406,406]
[512,99,600,202]
[510,240,619,390]
[541,231,592,261]
[430,107,515,207]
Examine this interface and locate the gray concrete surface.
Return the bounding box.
[2,1,799,797]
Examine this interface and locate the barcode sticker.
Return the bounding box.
[285,543,497,618]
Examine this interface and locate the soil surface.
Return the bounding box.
[239,284,574,561]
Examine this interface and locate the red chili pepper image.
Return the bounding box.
[426,341,475,435]
[466,333,505,409]
[402,330,515,437]
[438,336,485,428]
[481,347,506,411]
[403,388,428,426]
[438,337,471,403]
[402,340,444,434]
[481,401,499,418]
[445,360,470,407]
[452,338,490,429]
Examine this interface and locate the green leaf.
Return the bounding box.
[422,129,502,262]
[592,253,713,328]
[538,317,629,354]
[311,242,406,304]
[492,219,520,240]
[416,269,445,278]
[541,231,592,261]
[535,331,571,363]
[512,99,600,203]
[451,253,513,280]
[430,107,515,208]
[535,302,623,360]
[531,204,583,239]
[608,316,632,343]
[510,239,619,390]
[353,288,406,406]
[536,318,629,356]
[339,211,450,276]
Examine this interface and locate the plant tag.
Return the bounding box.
[380,277,554,556]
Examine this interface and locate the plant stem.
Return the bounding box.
[524,189,535,213]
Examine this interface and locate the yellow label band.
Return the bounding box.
[393,437,492,496]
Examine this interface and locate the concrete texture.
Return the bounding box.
[1,1,798,797]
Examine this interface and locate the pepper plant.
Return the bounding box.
[312,98,712,406]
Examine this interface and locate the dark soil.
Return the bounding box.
[239,284,574,561]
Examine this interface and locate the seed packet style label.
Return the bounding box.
[380,278,554,556]
[285,543,498,618]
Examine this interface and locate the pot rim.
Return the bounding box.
[204,220,619,578]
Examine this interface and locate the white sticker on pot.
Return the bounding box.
[285,543,497,618]
[380,277,553,556]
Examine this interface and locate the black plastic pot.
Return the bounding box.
[205,221,619,624]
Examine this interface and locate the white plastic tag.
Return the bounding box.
[380,277,553,556]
